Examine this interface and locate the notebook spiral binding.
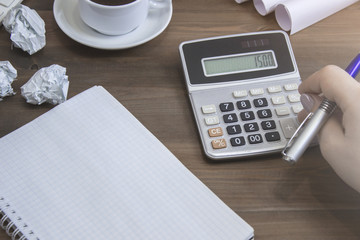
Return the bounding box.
[0,196,37,240]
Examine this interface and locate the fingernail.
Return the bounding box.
[300,94,314,112]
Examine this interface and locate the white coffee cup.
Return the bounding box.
[78,0,168,36]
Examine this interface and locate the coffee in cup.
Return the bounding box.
[78,0,169,36]
[90,0,136,6]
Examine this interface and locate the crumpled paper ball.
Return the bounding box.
[21,64,69,105]
[0,61,17,101]
[2,4,46,55]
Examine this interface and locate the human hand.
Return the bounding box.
[298,65,360,193]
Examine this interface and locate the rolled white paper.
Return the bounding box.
[253,0,285,16]
[275,0,359,35]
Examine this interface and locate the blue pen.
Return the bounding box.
[282,53,360,164]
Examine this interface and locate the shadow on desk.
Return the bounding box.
[274,147,360,238]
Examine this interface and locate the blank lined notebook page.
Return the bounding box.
[0,86,253,240]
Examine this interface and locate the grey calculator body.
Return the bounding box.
[179,31,302,161]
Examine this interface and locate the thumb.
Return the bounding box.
[297,93,322,122]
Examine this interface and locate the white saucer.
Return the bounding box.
[53,0,173,50]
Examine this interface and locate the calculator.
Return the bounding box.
[179,31,302,161]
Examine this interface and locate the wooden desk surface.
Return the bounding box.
[1,1,360,239]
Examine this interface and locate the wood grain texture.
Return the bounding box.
[1,0,360,239]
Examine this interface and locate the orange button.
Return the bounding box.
[208,127,223,137]
[211,139,227,149]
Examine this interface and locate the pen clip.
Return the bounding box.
[281,112,313,157]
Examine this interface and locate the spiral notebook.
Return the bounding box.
[0,86,254,240]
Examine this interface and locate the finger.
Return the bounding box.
[315,110,360,192]
[317,110,345,155]
[298,65,360,114]
[297,93,322,122]
[318,109,344,141]
[342,109,360,140]
[299,93,322,113]
[297,109,308,122]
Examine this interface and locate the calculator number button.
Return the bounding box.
[248,134,263,144]
[257,109,272,119]
[240,111,255,121]
[227,125,242,135]
[211,138,227,149]
[236,100,251,110]
[208,127,223,137]
[261,120,276,130]
[253,98,268,107]
[244,122,259,132]
[230,137,246,147]
[265,132,281,142]
[223,113,238,123]
[219,102,234,112]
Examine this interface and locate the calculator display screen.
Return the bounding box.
[180,32,295,85]
[202,50,277,77]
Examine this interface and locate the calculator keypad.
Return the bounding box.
[196,81,302,159]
